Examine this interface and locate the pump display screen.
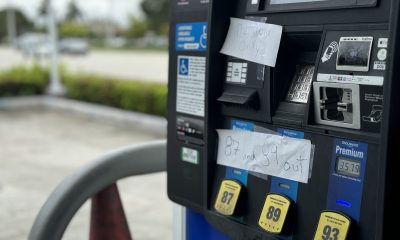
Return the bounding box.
[336,37,373,72]
[270,0,332,4]
[336,157,361,177]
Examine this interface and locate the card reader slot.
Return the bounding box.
[313,82,360,129]
[321,102,340,111]
[337,102,353,113]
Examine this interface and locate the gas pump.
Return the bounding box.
[167,0,400,239]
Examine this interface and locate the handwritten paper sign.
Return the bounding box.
[217,130,312,183]
[220,18,283,67]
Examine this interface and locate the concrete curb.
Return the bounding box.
[0,96,167,136]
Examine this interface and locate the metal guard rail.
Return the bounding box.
[28,140,167,240]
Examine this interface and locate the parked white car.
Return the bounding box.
[16,33,49,56]
[59,38,89,55]
[17,33,89,57]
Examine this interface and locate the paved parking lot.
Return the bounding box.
[0,106,171,240]
[0,47,168,83]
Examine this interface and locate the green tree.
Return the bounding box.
[59,21,89,38]
[140,0,169,36]
[0,8,34,42]
[125,16,149,38]
[65,1,82,22]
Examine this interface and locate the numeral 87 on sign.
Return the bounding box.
[214,180,242,216]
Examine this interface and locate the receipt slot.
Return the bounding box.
[168,0,400,239]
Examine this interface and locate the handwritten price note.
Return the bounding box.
[220,18,283,67]
[217,130,312,183]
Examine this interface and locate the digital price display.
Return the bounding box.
[336,157,361,177]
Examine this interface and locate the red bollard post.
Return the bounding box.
[89,183,133,240]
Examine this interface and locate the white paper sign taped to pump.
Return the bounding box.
[220,18,283,67]
[217,130,312,183]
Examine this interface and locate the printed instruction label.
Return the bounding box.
[176,56,206,117]
[220,18,283,67]
[176,22,208,51]
[373,61,386,71]
[217,130,313,183]
[317,73,384,86]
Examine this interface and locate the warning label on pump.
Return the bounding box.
[176,56,206,117]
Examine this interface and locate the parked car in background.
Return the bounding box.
[59,38,89,55]
[105,37,128,48]
[16,33,49,56]
[32,42,53,58]
[16,33,89,57]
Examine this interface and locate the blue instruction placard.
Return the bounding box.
[176,22,208,51]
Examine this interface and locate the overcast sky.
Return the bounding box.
[0,0,142,27]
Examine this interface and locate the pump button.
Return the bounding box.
[214,179,242,216]
[313,211,351,240]
[377,49,387,61]
[258,194,291,234]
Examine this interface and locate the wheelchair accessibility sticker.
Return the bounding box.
[176,22,208,51]
[179,58,189,76]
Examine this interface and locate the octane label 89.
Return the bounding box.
[258,194,291,234]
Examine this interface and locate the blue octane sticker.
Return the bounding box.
[327,138,368,222]
[226,167,248,186]
[231,120,254,131]
[271,128,303,202]
[271,128,304,240]
[225,119,254,186]
[176,22,208,51]
[277,128,305,139]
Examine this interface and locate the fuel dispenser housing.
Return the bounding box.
[167,1,400,239]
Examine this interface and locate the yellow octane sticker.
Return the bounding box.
[314,211,351,240]
[258,194,291,234]
[214,179,242,216]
